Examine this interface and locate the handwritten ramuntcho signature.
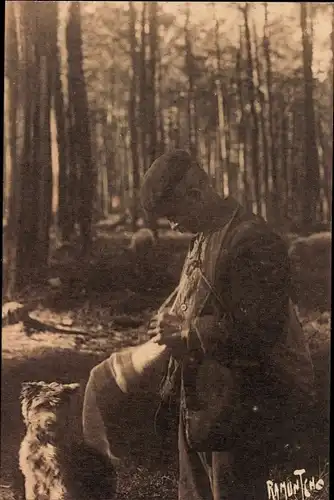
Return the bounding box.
[266,469,324,500]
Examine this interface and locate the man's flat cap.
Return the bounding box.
[140,150,193,216]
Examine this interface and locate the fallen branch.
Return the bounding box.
[2,301,92,336]
[23,315,92,337]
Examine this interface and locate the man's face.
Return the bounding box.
[164,168,207,234]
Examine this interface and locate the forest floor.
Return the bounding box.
[1,222,330,499]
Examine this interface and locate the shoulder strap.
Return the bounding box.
[204,206,241,284]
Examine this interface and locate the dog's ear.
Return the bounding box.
[63,383,80,395]
[20,382,44,403]
[61,383,81,404]
[20,382,46,424]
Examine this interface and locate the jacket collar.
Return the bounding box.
[201,196,242,235]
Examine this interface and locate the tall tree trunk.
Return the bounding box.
[98,109,110,217]
[105,56,116,212]
[29,22,42,260]
[53,3,71,241]
[290,106,300,222]
[315,109,325,222]
[94,112,104,219]
[139,2,148,172]
[236,33,251,209]
[213,7,228,197]
[67,2,95,256]
[148,1,158,166]
[215,79,226,196]
[263,3,278,221]
[157,51,165,155]
[17,3,39,279]
[4,2,20,296]
[226,106,240,199]
[331,4,334,138]
[243,4,261,215]
[286,104,294,221]
[66,13,79,237]
[184,4,197,158]
[273,103,282,218]
[300,3,320,227]
[316,114,331,222]
[118,119,131,210]
[128,2,140,231]
[36,1,55,267]
[327,4,334,222]
[253,22,270,218]
[205,129,211,176]
[6,2,53,291]
[168,108,174,147]
[280,98,289,222]
[175,104,181,148]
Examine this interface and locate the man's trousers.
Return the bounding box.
[178,414,270,500]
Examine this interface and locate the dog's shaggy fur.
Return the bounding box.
[17,381,116,500]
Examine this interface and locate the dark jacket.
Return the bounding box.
[158,206,315,450]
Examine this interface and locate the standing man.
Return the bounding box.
[82,150,315,499]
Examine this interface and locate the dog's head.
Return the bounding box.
[20,381,81,437]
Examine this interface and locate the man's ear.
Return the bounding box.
[186,187,202,203]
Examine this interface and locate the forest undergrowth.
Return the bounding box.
[1,227,330,499]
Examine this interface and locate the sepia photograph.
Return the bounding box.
[2,1,331,499]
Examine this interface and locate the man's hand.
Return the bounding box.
[148,311,187,357]
[148,311,182,336]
